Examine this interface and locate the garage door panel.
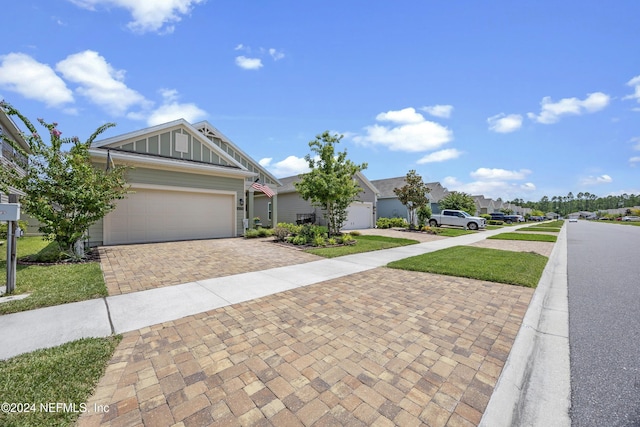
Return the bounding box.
[105,188,234,245]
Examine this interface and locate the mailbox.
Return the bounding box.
[0,203,20,221]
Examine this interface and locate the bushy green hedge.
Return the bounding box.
[376,217,409,229]
[244,227,274,238]
[272,222,355,246]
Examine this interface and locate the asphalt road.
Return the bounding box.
[567,221,640,426]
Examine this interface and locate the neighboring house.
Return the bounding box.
[87,119,280,246]
[253,172,378,230]
[370,177,450,221]
[0,110,41,235]
[473,195,495,215]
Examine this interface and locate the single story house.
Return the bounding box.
[87,119,280,246]
[252,171,378,230]
[370,177,450,222]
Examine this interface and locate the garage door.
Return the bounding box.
[104,188,234,245]
[342,202,373,230]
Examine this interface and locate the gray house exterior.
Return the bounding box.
[87,119,280,246]
[253,172,378,230]
[370,177,450,221]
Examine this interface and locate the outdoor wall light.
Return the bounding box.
[239,198,244,207]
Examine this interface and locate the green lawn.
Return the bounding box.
[433,228,476,237]
[387,245,548,288]
[305,234,419,258]
[0,336,120,427]
[522,226,561,232]
[536,220,564,228]
[488,232,557,242]
[0,237,107,315]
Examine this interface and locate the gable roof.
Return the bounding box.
[276,171,378,195]
[370,177,449,201]
[193,121,282,187]
[90,118,281,185]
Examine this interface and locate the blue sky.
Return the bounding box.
[1,1,639,202]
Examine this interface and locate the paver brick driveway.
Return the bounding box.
[98,238,322,296]
[79,268,533,427]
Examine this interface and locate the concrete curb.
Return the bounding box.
[479,225,571,426]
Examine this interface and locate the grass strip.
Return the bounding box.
[387,246,547,288]
[433,228,476,237]
[1,237,107,315]
[488,232,557,242]
[0,336,121,427]
[522,227,561,232]
[306,234,418,258]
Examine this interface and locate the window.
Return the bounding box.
[268,202,272,220]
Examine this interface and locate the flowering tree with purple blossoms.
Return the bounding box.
[0,102,129,258]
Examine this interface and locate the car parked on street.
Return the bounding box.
[622,216,640,222]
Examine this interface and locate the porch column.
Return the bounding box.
[248,190,255,229]
[271,194,277,226]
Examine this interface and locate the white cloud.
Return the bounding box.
[0,53,74,107]
[260,155,309,177]
[353,107,453,153]
[624,75,640,103]
[470,168,531,181]
[631,137,640,151]
[68,0,205,34]
[442,174,536,200]
[527,92,610,124]
[234,44,244,51]
[56,50,149,115]
[416,148,462,164]
[421,105,453,119]
[442,168,536,200]
[375,107,425,124]
[235,56,263,70]
[146,89,206,125]
[487,113,523,133]
[580,174,613,185]
[269,48,285,61]
[629,156,640,166]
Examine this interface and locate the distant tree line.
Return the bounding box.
[509,192,640,216]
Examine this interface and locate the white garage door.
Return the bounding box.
[104,188,234,245]
[342,202,373,230]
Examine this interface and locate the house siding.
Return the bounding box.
[87,165,245,246]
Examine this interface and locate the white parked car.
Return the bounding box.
[569,216,578,223]
[622,216,640,222]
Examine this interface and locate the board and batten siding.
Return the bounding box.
[87,165,245,246]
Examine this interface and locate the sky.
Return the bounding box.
[1,1,639,202]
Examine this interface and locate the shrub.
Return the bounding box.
[292,235,307,245]
[327,237,337,245]
[299,224,327,241]
[273,225,290,241]
[487,220,504,225]
[257,227,273,237]
[376,217,408,229]
[244,228,260,238]
[349,230,361,236]
[340,234,355,245]
[311,236,326,247]
[480,214,491,220]
[417,206,432,228]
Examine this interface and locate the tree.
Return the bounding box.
[295,131,367,236]
[0,102,130,257]
[439,191,476,215]
[393,170,431,227]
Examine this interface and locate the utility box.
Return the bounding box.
[0,203,20,221]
